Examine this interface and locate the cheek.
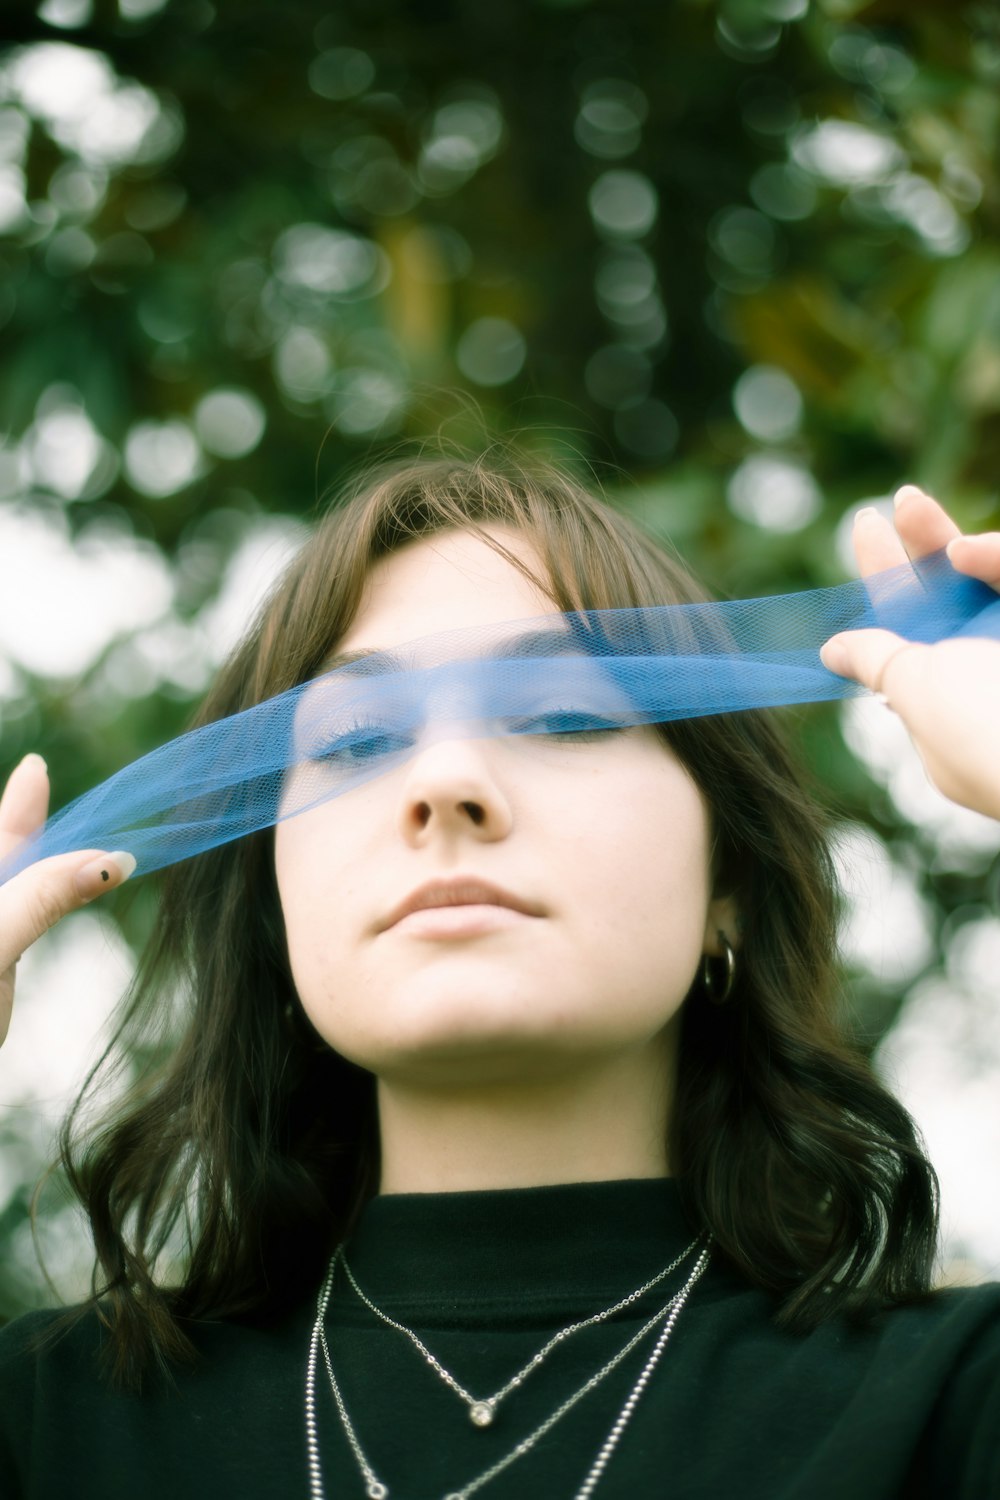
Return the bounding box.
[274,821,311,934]
[273,814,354,1001]
[571,764,713,964]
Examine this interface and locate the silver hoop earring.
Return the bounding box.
[702,932,736,1005]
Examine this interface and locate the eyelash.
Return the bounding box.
[310,711,626,766]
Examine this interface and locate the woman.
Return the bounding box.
[0,450,997,1500]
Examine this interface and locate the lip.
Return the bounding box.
[389,904,537,939]
[380,876,545,934]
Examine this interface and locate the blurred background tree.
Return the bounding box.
[1,0,998,1313]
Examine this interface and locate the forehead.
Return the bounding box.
[335,527,557,657]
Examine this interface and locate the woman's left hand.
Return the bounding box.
[819,485,1000,822]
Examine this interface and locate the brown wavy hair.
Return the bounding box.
[25,443,940,1394]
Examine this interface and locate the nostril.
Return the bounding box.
[461,801,485,825]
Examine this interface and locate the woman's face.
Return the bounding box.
[274,526,735,1089]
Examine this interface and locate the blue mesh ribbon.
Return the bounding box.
[1,547,997,886]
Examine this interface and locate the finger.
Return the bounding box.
[819,628,914,693]
[853,508,909,580]
[0,848,137,971]
[891,485,961,560]
[946,532,1000,591]
[0,846,136,1047]
[0,754,50,858]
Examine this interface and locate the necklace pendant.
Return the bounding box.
[469,1400,495,1428]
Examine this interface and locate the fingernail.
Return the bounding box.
[820,637,848,675]
[893,484,926,509]
[74,851,137,902]
[854,507,880,524]
[17,753,47,774]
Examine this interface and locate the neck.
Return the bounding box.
[375,1037,676,1194]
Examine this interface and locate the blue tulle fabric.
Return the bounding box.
[1,547,997,886]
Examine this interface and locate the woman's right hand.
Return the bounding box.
[0,754,135,1049]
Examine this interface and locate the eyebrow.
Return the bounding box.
[321,624,584,676]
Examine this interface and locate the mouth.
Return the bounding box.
[386,904,540,940]
[381,877,545,934]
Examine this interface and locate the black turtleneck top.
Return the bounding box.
[1,1178,998,1499]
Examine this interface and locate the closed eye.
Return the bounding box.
[310,720,413,766]
[308,710,628,767]
[508,710,628,739]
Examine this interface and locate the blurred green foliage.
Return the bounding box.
[0,0,999,1311]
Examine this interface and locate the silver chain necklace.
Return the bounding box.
[305,1234,711,1500]
[337,1232,700,1428]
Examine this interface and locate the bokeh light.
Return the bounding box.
[455,318,527,387]
[733,365,804,442]
[308,47,376,101]
[193,388,267,459]
[727,455,821,532]
[273,327,334,405]
[588,170,659,239]
[791,119,905,186]
[0,507,173,677]
[831,822,935,985]
[4,41,179,167]
[197,518,309,665]
[575,79,647,160]
[273,223,391,298]
[124,419,202,498]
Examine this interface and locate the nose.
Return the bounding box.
[396,730,514,844]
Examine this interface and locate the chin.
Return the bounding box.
[361,1014,645,1093]
[373,1041,595,1092]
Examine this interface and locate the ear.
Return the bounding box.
[703,892,741,956]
